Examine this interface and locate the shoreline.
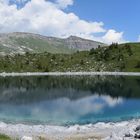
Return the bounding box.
[0,119,140,140]
[0,72,140,77]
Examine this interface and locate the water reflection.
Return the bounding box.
[0,76,139,125]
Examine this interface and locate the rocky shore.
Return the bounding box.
[0,119,140,140]
[0,72,140,77]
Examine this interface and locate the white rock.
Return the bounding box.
[103,133,122,140]
[21,136,33,140]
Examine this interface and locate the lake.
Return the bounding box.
[0,75,140,126]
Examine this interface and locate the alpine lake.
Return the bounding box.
[0,75,140,126]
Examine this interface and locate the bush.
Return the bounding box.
[44,67,49,72]
[0,134,11,140]
[135,61,140,68]
[89,48,95,55]
[109,43,119,49]
[80,59,84,65]
[124,44,133,56]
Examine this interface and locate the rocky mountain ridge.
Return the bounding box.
[0,32,106,55]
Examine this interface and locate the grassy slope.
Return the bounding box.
[0,134,11,140]
[122,43,140,72]
[0,36,76,54]
[14,37,76,54]
[0,42,139,72]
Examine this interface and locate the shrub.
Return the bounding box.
[89,48,95,55]
[135,61,140,68]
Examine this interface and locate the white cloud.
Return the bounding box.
[138,35,140,42]
[102,29,124,44]
[10,0,29,2]
[56,0,73,9]
[101,95,123,107]
[29,95,123,120]
[0,0,126,44]
[0,94,123,123]
[0,0,9,4]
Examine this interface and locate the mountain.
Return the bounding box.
[0,32,106,55]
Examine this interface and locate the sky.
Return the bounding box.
[0,0,140,44]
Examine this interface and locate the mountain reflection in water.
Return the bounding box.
[0,76,139,125]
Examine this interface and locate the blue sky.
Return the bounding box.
[0,0,139,43]
[67,0,140,42]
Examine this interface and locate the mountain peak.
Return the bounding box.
[67,35,86,40]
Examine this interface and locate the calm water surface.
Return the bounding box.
[0,75,140,125]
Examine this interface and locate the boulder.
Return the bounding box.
[21,136,33,140]
[125,133,133,137]
[134,134,140,139]
[135,126,140,132]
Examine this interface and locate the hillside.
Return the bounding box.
[0,42,139,72]
[0,32,105,55]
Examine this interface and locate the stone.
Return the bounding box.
[21,136,33,140]
[134,134,140,139]
[135,126,140,132]
[125,133,133,137]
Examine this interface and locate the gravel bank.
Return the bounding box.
[0,119,140,140]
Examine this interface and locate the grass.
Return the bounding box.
[0,134,11,140]
[0,42,139,72]
[122,43,140,72]
[4,36,76,54]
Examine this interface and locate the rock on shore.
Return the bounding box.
[0,119,140,140]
